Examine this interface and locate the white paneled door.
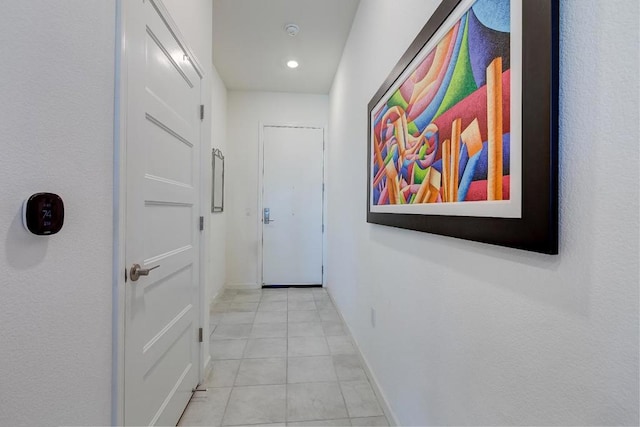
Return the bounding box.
[123,1,202,425]
[262,126,324,286]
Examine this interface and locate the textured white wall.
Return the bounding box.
[226,92,329,287]
[0,2,116,426]
[210,67,228,301]
[327,0,639,425]
[163,0,213,70]
[0,1,219,425]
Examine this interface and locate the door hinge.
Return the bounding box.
[198,328,203,343]
[124,268,127,283]
[199,216,204,231]
[322,183,325,192]
[322,224,324,233]
[200,104,205,121]
[322,266,324,275]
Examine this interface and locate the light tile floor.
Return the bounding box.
[178,288,390,427]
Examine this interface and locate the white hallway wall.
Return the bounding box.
[0,2,115,425]
[327,0,639,426]
[0,1,223,425]
[226,91,328,287]
[210,66,228,301]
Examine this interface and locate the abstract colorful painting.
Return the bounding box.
[371,0,512,210]
[367,0,559,254]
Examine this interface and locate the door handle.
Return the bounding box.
[130,263,160,281]
[263,208,275,224]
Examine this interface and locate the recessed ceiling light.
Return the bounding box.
[287,60,299,69]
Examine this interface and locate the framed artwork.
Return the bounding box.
[212,148,224,213]
[367,0,559,254]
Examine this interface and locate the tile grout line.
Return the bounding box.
[328,296,352,421]
[213,289,372,426]
[219,289,263,427]
[218,303,250,427]
[325,291,392,426]
[285,288,289,424]
[327,296,386,421]
[218,383,234,427]
[218,303,289,422]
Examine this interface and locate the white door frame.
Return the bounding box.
[257,122,327,288]
[112,1,209,424]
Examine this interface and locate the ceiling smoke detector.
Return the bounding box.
[284,23,300,37]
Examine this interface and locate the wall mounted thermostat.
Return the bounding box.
[22,193,64,236]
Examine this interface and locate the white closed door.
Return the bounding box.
[124,1,202,425]
[262,126,324,285]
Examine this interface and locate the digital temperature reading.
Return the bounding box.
[23,193,64,235]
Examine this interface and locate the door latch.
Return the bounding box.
[263,208,275,224]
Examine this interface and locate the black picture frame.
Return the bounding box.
[366,0,559,254]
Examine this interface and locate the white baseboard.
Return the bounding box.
[325,289,400,427]
[224,283,261,290]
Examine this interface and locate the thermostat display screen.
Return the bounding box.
[23,193,64,235]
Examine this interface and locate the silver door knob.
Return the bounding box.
[130,263,160,281]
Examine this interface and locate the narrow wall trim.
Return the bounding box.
[111,0,125,424]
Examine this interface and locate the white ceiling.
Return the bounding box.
[212,0,360,94]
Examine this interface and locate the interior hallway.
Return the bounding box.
[178,288,389,426]
[1,1,638,426]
